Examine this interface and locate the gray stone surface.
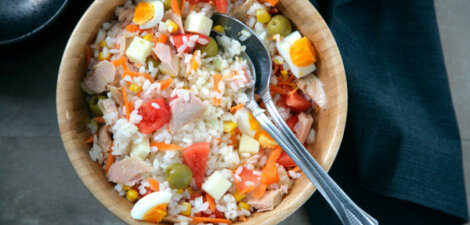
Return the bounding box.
[435,0,470,223]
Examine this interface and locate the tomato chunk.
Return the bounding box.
[286,115,298,132]
[215,0,227,14]
[235,167,260,191]
[282,90,312,113]
[170,34,210,53]
[277,151,297,168]
[182,142,210,188]
[137,99,171,134]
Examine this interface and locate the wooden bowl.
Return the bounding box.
[56,0,347,224]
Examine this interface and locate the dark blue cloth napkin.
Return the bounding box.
[304,0,468,224]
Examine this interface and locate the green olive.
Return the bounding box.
[267,15,292,37]
[164,163,193,189]
[88,94,107,117]
[161,0,181,10]
[146,57,160,69]
[195,37,219,58]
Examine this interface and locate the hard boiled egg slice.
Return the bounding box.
[276,31,316,78]
[133,0,164,29]
[130,191,172,223]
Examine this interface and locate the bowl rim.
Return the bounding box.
[56,0,347,224]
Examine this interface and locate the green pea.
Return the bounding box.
[165,163,193,189]
[195,37,219,58]
[146,57,160,69]
[88,94,107,117]
[267,15,292,37]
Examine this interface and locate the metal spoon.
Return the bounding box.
[211,13,378,225]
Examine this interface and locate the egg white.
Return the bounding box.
[276,31,316,78]
[139,1,164,29]
[130,191,172,220]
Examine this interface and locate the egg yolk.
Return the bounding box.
[142,203,167,223]
[133,2,155,25]
[289,37,316,67]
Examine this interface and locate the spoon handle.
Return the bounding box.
[246,96,378,225]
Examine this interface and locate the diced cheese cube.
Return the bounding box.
[239,134,260,154]
[184,14,213,36]
[126,36,154,65]
[202,171,232,200]
[258,133,278,148]
[130,136,150,159]
[276,31,316,78]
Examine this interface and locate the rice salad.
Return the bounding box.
[82,0,326,224]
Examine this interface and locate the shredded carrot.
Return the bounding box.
[112,57,127,67]
[171,0,181,16]
[230,104,244,113]
[157,34,168,43]
[86,46,92,66]
[290,166,301,173]
[254,146,282,198]
[85,135,94,144]
[115,43,120,49]
[212,73,222,105]
[270,84,286,95]
[277,81,297,88]
[147,178,160,192]
[105,143,114,174]
[122,87,131,121]
[191,217,232,224]
[93,117,105,123]
[287,74,295,82]
[240,215,247,222]
[159,78,174,90]
[190,50,199,71]
[259,0,279,7]
[230,133,238,146]
[180,0,186,14]
[240,185,256,194]
[150,142,184,151]
[273,63,280,75]
[125,24,140,32]
[206,193,216,212]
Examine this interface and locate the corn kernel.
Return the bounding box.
[143,33,154,42]
[280,69,288,81]
[99,40,109,48]
[186,187,194,195]
[180,202,192,216]
[122,185,131,191]
[223,121,238,133]
[177,188,184,194]
[256,9,271,24]
[237,201,250,211]
[126,189,138,202]
[233,191,245,202]
[212,25,225,33]
[165,19,178,33]
[98,51,110,61]
[129,84,142,93]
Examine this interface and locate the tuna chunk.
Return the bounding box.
[106,85,124,105]
[231,0,256,20]
[118,8,134,27]
[294,112,314,144]
[106,157,153,186]
[81,60,116,94]
[168,93,207,134]
[247,189,283,212]
[154,43,179,76]
[297,74,327,110]
[98,98,119,125]
[97,126,112,153]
